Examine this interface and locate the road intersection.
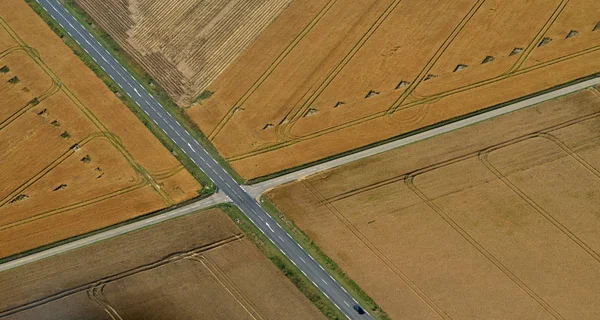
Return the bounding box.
[5,0,600,318]
[31,0,372,318]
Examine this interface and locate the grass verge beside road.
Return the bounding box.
[259,197,390,320]
[246,72,600,184]
[58,0,243,184]
[219,203,347,320]
[0,194,216,266]
[24,0,215,196]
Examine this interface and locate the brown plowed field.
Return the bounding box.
[187,0,600,180]
[0,208,324,320]
[0,0,200,258]
[267,88,600,319]
[74,0,294,106]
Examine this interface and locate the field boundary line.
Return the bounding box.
[207,0,338,140]
[540,132,600,182]
[226,54,600,163]
[302,180,451,319]
[29,0,219,189]
[324,153,475,204]
[271,45,600,157]
[506,0,569,74]
[404,174,564,319]
[0,45,20,57]
[383,0,486,115]
[0,180,146,232]
[479,134,600,264]
[281,0,405,132]
[189,254,265,320]
[0,133,105,207]
[285,0,584,140]
[225,43,600,162]
[0,15,174,206]
[0,233,243,317]
[0,49,62,130]
[149,165,186,180]
[185,0,297,100]
[324,175,408,204]
[283,0,483,137]
[320,111,600,204]
[392,45,600,114]
[87,283,123,320]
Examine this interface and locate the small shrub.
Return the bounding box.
[28,97,40,106]
[53,184,67,191]
[509,47,523,56]
[566,30,579,39]
[482,55,495,64]
[37,108,48,117]
[0,65,9,73]
[10,194,28,203]
[7,76,19,84]
[194,90,214,103]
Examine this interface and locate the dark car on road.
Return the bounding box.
[353,304,366,315]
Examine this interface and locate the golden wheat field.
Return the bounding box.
[0,208,324,320]
[267,88,600,319]
[0,0,200,259]
[74,0,294,106]
[186,0,600,180]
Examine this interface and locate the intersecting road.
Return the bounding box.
[14,0,600,317]
[34,0,371,318]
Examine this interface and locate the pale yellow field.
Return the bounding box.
[74,0,294,105]
[0,0,200,258]
[188,0,600,180]
[268,88,600,319]
[0,208,325,320]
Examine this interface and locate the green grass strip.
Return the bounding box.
[259,197,390,320]
[23,0,216,196]
[247,71,600,184]
[219,203,348,319]
[194,90,214,103]
[58,0,244,184]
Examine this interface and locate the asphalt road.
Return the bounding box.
[10,0,600,317]
[34,0,371,318]
[0,193,227,272]
[246,76,600,197]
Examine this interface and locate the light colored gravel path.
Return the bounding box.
[246,77,600,198]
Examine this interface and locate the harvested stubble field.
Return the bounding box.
[188,0,600,180]
[0,207,324,320]
[73,0,294,106]
[267,88,600,319]
[0,0,200,259]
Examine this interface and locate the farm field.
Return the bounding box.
[189,0,600,180]
[73,0,294,106]
[266,88,600,319]
[0,0,200,259]
[0,207,325,320]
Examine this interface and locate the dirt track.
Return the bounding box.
[188,0,600,180]
[0,0,199,258]
[267,88,600,319]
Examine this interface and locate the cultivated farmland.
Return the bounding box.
[0,207,325,320]
[0,0,200,259]
[267,88,600,319]
[188,0,600,180]
[73,0,294,106]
